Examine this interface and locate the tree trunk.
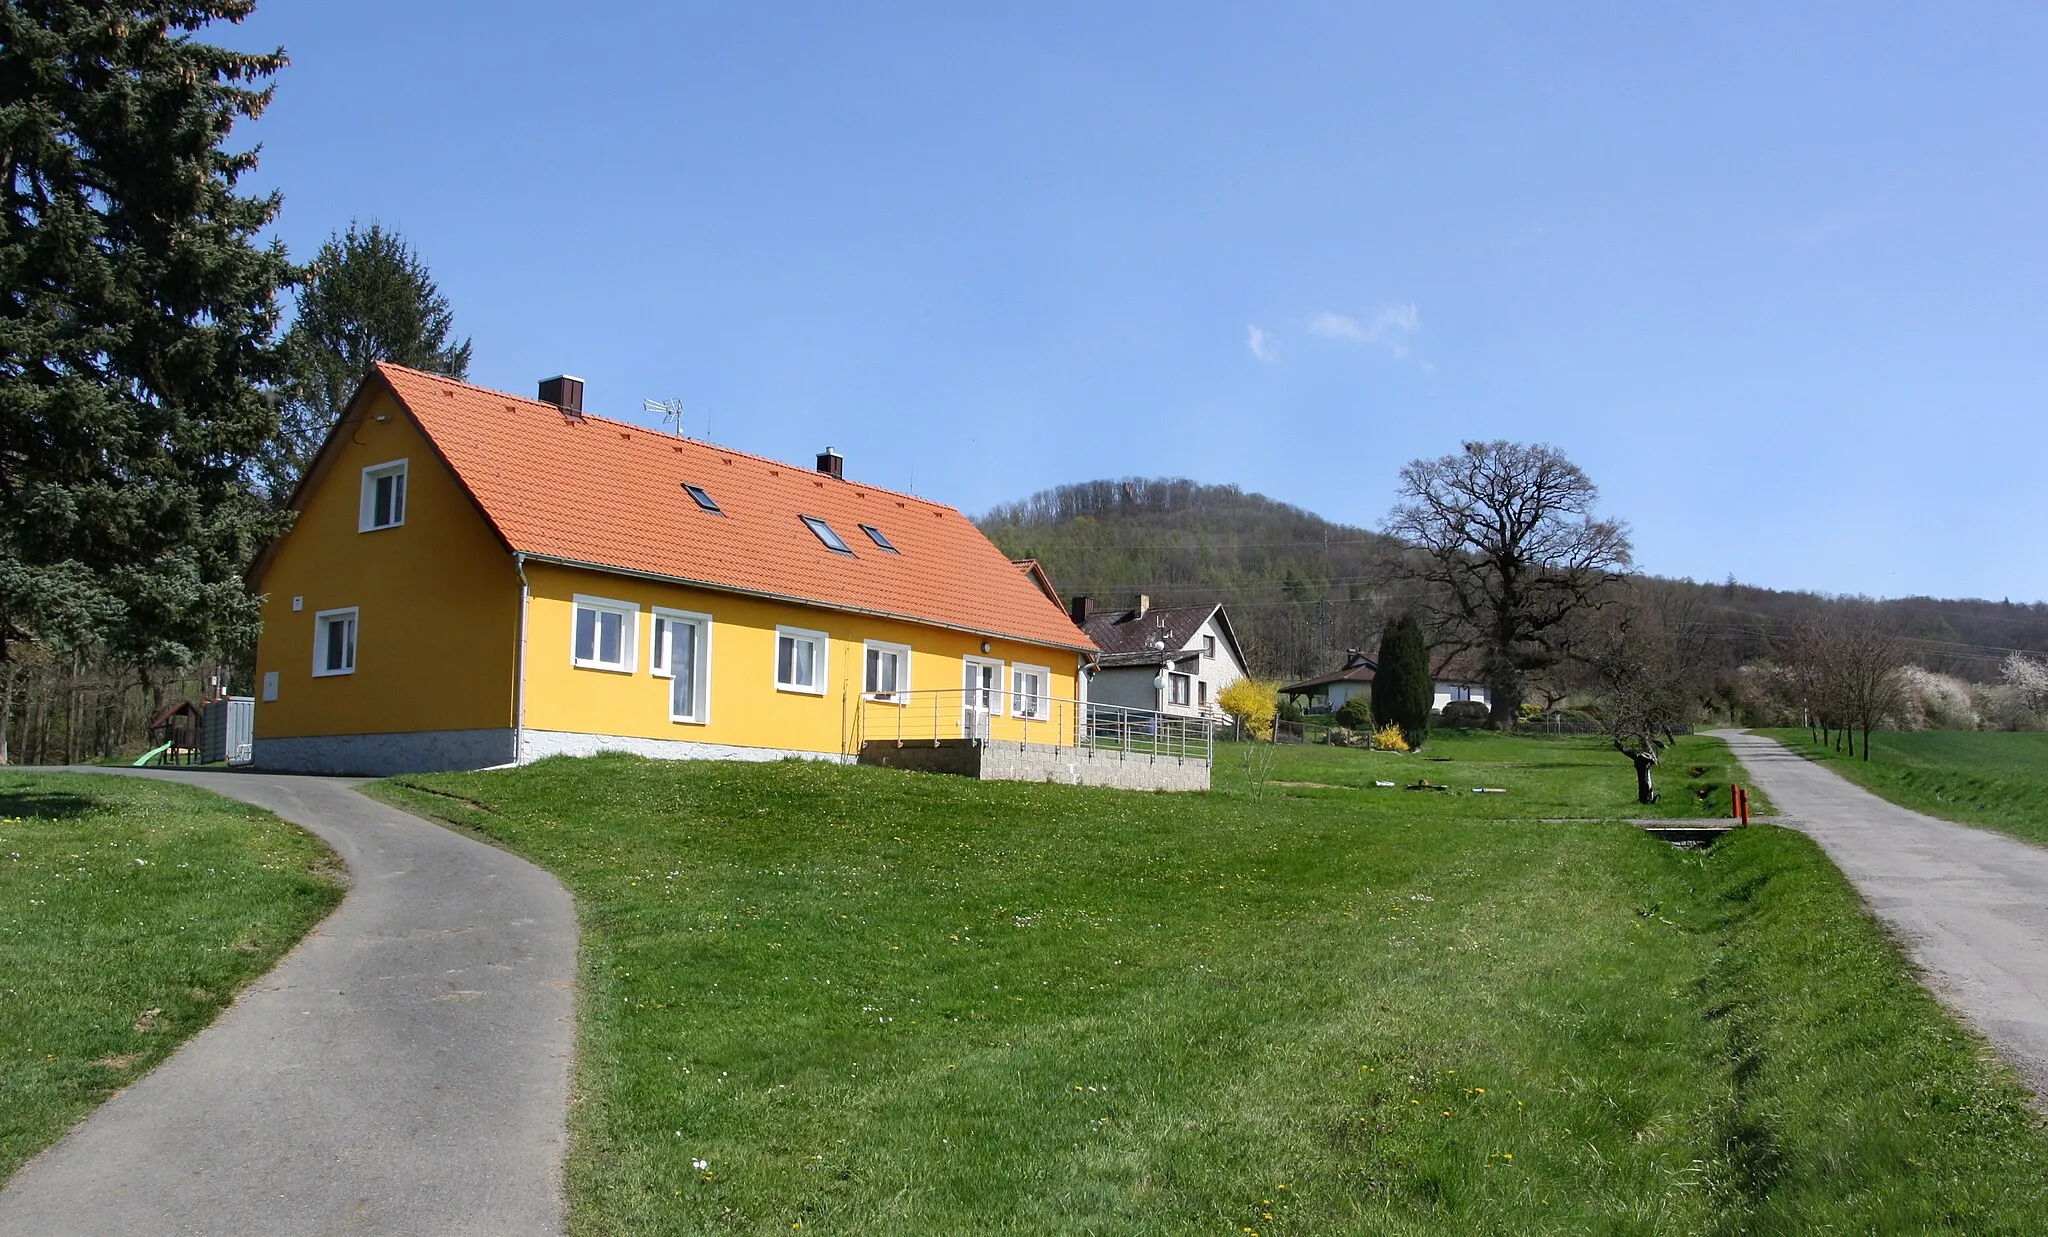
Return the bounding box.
[0,664,11,765]
[1487,673,1521,730]
[1633,752,1658,805]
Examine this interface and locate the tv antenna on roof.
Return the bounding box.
[642,397,689,438]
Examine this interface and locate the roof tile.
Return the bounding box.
[375,364,1094,652]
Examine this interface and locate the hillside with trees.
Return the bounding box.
[978,476,2048,694]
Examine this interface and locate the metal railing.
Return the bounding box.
[856,688,1214,763]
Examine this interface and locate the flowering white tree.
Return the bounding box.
[2003,653,2048,718]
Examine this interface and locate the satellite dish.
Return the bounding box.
[642,397,689,437]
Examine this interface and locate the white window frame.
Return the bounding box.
[1009,663,1050,718]
[312,607,358,677]
[962,655,1004,736]
[775,625,829,696]
[863,639,911,704]
[651,608,713,724]
[571,594,640,673]
[1202,634,1216,658]
[359,459,409,532]
[1168,671,1193,707]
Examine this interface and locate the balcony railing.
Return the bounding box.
[855,688,1215,764]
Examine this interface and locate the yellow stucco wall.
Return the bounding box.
[251,389,521,738]
[520,561,1084,755]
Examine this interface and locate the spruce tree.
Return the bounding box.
[1371,612,1434,748]
[258,221,471,501]
[0,1,294,673]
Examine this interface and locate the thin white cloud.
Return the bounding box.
[1246,323,1278,364]
[1310,304,1419,359]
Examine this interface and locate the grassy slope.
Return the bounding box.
[1254,731,1772,819]
[373,734,2044,1235]
[1758,729,2048,848]
[0,773,345,1183]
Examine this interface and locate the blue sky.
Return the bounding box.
[225,2,2048,601]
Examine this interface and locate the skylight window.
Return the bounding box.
[801,515,852,554]
[682,483,721,513]
[859,523,898,553]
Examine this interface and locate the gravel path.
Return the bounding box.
[1713,729,2048,1106]
[0,768,576,1236]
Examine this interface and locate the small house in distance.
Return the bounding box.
[1280,649,1377,713]
[1073,596,1249,720]
[1281,648,1491,715]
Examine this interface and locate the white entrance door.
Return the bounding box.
[963,658,1001,738]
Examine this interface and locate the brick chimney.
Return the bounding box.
[816,447,844,480]
[538,375,584,416]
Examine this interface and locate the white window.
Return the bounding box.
[1202,634,1216,658]
[313,608,358,677]
[571,595,639,673]
[1169,672,1192,706]
[1199,680,1209,709]
[776,626,828,695]
[359,460,408,531]
[652,609,712,723]
[1010,664,1049,718]
[864,640,910,703]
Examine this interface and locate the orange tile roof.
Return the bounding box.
[372,364,1096,653]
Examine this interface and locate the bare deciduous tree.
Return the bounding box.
[1384,441,1633,726]
[1835,607,1909,760]
[1583,593,1703,804]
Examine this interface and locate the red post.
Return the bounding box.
[1731,784,1740,820]
[1737,786,1751,826]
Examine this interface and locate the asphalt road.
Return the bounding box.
[1714,729,2048,1106]
[0,768,576,1237]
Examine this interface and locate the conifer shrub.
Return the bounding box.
[1371,613,1435,748]
[1336,696,1375,730]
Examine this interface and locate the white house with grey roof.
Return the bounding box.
[1072,596,1250,721]
[1280,648,1491,715]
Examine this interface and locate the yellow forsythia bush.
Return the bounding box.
[1217,678,1280,741]
[1373,722,1410,752]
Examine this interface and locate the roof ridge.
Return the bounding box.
[375,361,954,515]
[1091,602,1218,619]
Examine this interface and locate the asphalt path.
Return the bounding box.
[0,768,576,1236]
[1713,729,2048,1107]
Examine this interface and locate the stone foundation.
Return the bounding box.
[514,729,852,766]
[858,738,1210,792]
[254,728,517,777]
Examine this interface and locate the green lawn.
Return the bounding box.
[1250,730,1770,819]
[0,773,345,1183]
[372,734,2044,1235]
[1759,728,2048,848]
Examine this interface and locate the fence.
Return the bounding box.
[856,688,1214,764]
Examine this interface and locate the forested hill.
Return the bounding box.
[979,479,1417,681]
[977,477,2048,683]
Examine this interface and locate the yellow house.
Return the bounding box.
[248,364,1104,776]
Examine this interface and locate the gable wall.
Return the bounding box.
[251,387,520,742]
